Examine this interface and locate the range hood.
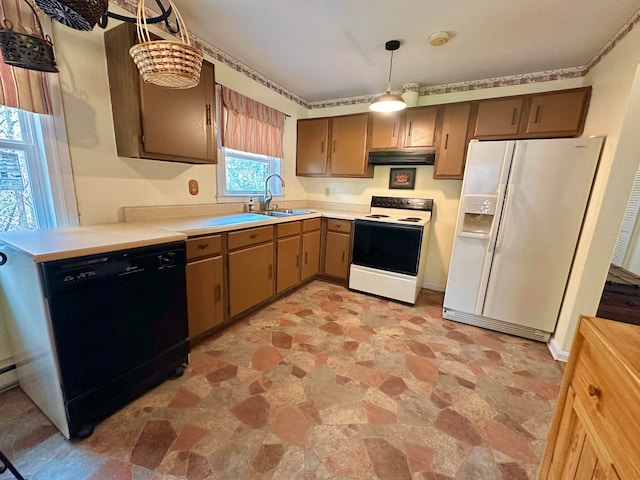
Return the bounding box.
[368,150,436,166]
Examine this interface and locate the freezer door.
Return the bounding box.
[444,140,514,315]
[482,137,603,331]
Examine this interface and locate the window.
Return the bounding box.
[0,105,77,231]
[0,106,54,231]
[218,148,282,197]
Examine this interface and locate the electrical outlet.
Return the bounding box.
[189,179,199,195]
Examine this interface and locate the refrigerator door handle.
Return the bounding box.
[488,182,508,253]
[495,184,515,253]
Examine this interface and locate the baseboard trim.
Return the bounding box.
[547,338,570,362]
[422,282,445,292]
[0,369,18,393]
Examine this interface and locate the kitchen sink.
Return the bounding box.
[274,209,313,215]
[254,210,292,217]
[255,209,313,216]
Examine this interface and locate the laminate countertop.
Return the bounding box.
[0,210,358,263]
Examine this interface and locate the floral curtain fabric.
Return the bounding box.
[0,0,53,115]
[221,87,285,158]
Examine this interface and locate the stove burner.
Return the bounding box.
[367,214,389,218]
[399,217,422,222]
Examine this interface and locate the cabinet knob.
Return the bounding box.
[588,384,601,398]
[197,243,209,250]
[250,234,258,239]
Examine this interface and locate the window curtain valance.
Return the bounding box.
[0,0,53,115]
[221,86,285,158]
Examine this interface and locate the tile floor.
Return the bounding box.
[0,280,564,479]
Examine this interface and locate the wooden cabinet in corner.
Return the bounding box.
[104,22,216,164]
[472,87,591,140]
[296,114,372,178]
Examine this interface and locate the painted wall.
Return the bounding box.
[552,24,640,352]
[51,6,308,226]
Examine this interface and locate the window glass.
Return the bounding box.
[220,148,282,196]
[0,105,54,231]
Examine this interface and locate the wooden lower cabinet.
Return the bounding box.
[186,255,224,339]
[322,219,352,282]
[302,219,321,281]
[277,222,302,293]
[185,234,224,341]
[538,316,640,480]
[228,241,274,318]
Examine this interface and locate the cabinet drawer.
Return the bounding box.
[327,219,352,234]
[571,324,640,477]
[303,218,321,232]
[227,226,274,250]
[277,221,301,238]
[187,234,222,260]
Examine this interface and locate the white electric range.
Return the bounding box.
[349,196,433,304]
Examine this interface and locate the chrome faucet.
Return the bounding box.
[263,174,285,211]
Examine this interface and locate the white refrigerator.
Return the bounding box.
[443,137,603,341]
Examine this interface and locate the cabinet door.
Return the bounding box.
[369,111,403,149]
[186,255,224,339]
[329,114,370,176]
[525,89,590,136]
[434,103,471,179]
[302,230,321,280]
[474,97,523,138]
[404,107,438,148]
[323,231,351,279]
[297,118,329,175]
[277,235,301,293]
[140,62,214,162]
[228,242,274,317]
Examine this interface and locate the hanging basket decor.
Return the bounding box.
[129,0,203,89]
[34,0,108,31]
[0,0,58,73]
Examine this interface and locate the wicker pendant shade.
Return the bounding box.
[0,0,58,72]
[34,0,107,31]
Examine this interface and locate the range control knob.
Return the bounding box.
[158,252,175,267]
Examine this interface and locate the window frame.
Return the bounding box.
[216,147,284,202]
[0,99,78,230]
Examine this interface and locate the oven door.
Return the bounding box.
[351,219,424,276]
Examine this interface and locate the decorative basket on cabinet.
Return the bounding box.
[128,0,203,89]
[0,0,58,72]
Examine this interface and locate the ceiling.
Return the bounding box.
[171,0,640,104]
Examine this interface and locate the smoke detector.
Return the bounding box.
[429,31,450,47]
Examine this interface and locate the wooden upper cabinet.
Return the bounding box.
[473,87,591,140]
[296,118,329,175]
[104,22,216,164]
[473,97,524,138]
[524,88,590,136]
[369,111,403,149]
[369,107,438,150]
[434,103,471,179]
[404,107,438,148]
[328,114,371,176]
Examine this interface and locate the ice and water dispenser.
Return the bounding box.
[457,195,497,238]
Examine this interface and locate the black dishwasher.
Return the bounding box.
[40,241,189,438]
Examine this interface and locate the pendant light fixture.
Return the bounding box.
[369,40,406,113]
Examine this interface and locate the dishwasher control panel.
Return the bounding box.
[40,241,186,297]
